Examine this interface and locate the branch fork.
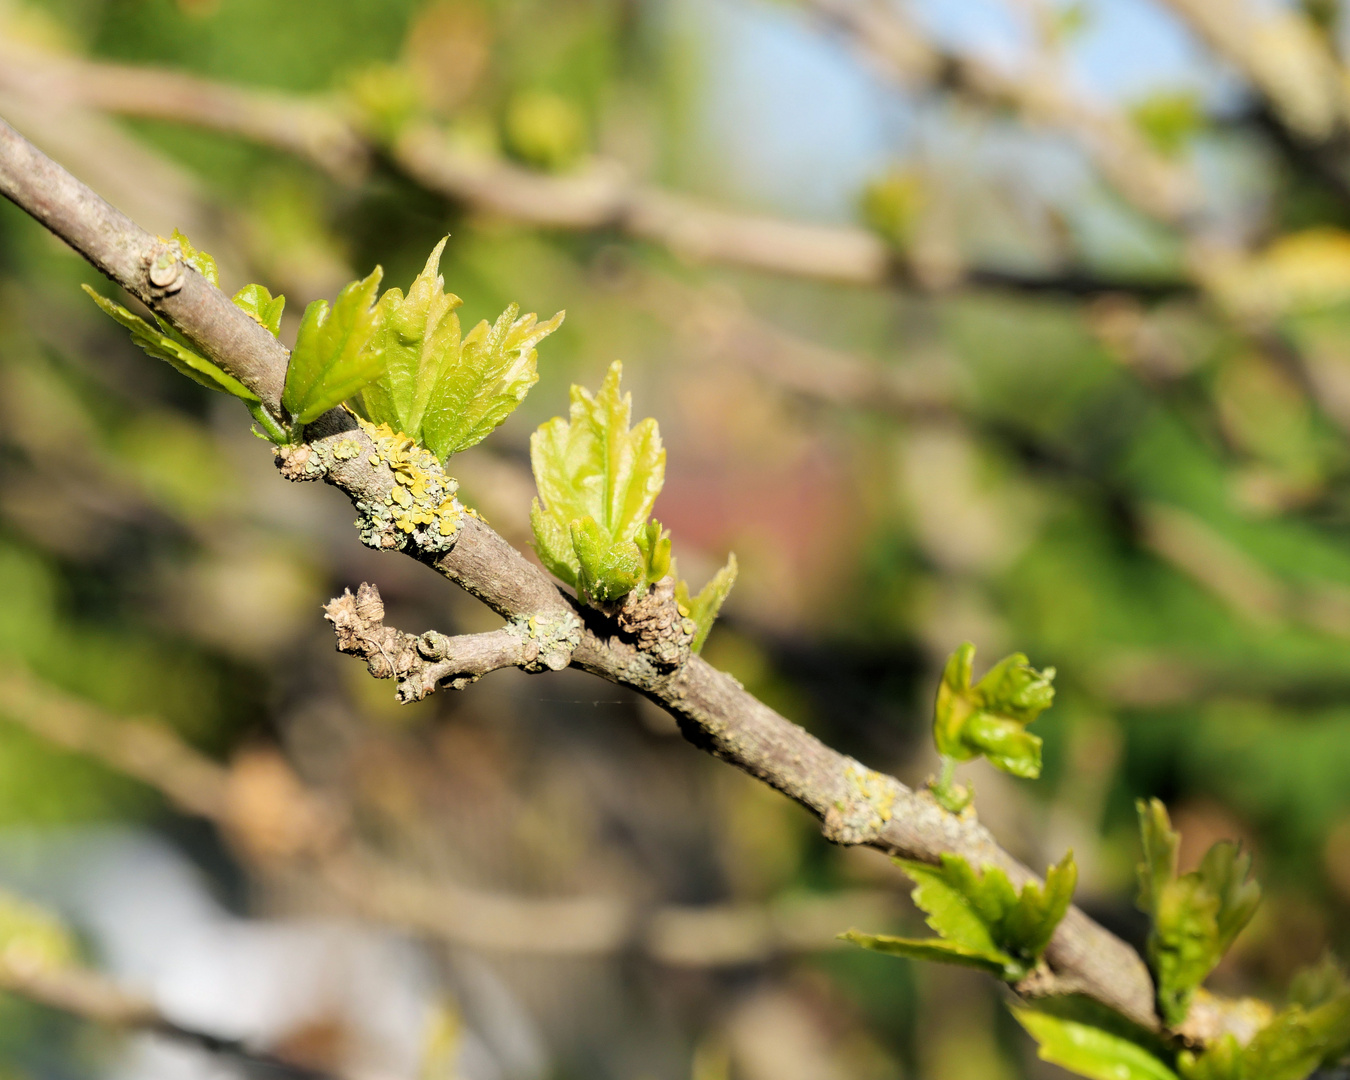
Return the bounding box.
[324,582,580,701]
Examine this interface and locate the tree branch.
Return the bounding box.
[801,0,1201,229]
[0,113,1160,1030]
[0,952,340,1080]
[0,41,1192,300]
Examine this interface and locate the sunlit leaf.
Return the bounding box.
[530,360,666,601]
[1013,1008,1180,1080]
[232,283,285,337]
[82,286,259,401]
[933,642,1055,779]
[358,237,563,459]
[170,227,219,287]
[846,852,1075,981]
[675,553,737,653]
[283,266,385,425]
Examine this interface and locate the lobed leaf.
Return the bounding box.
[1136,800,1262,1027]
[358,238,563,460]
[283,266,385,425]
[933,642,1055,779]
[530,360,666,600]
[1013,1008,1180,1080]
[232,283,285,337]
[675,553,738,653]
[82,286,259,401]
[852,852,1076,981]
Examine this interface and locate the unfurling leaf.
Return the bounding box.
[1178,995,1350,1080]
[1013,1008,1180,1080]
[82,286,259,402]
[571,515,643,602]
[283,266,385,425]
[233,283,285,337]
[357,238,563,460]
[1136,799,1262,1027]
[843,851,1076,982]
[933,642,1055,779]
[675,553,737,653]
[530,361,667,602]
[170,227,219,286]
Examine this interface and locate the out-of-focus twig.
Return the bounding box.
[0,38,1191,299]
[0,953,340,1079]
[801,0,1201,228]
[0,41,367,180]
[1156,0,1349,144]
[0,663,895,965]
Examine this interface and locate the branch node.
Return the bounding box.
[324,583,577,701]
[146,242,185,294]
[607,577,695,671]
[510,609,583,672]
[822,761,904,846]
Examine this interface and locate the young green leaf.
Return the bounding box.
[171,227,219,286]
[635,520,672,586]
[675,553,738,653]
[233,283,285,337]
[839,929,1008,976]
[1136,799,1262,1027]
[82,286,260,401]
[283,266,385,425]
[530,360,666,601]
[1013,1008,1181,1080]
[844,852,1076,982]
[357,237,563,460]
[571,515,643,602]
[933,642,1056,779]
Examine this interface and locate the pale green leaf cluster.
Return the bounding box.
[355,237,564,460]
[530,362,736,632]
[85,232,560,454]
[1136,799,1262,1027]
[528,359,665,602]
[843,851,1076,982]
[933,641,1056,779]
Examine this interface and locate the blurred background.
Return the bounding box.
[1,0,1349,1076]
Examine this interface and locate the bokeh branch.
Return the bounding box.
[0,38,1190,299]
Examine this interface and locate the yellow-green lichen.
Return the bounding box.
[354,418,462,552]
[332,438,362,461]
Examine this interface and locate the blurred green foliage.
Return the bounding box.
[6,0,1350,1076]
